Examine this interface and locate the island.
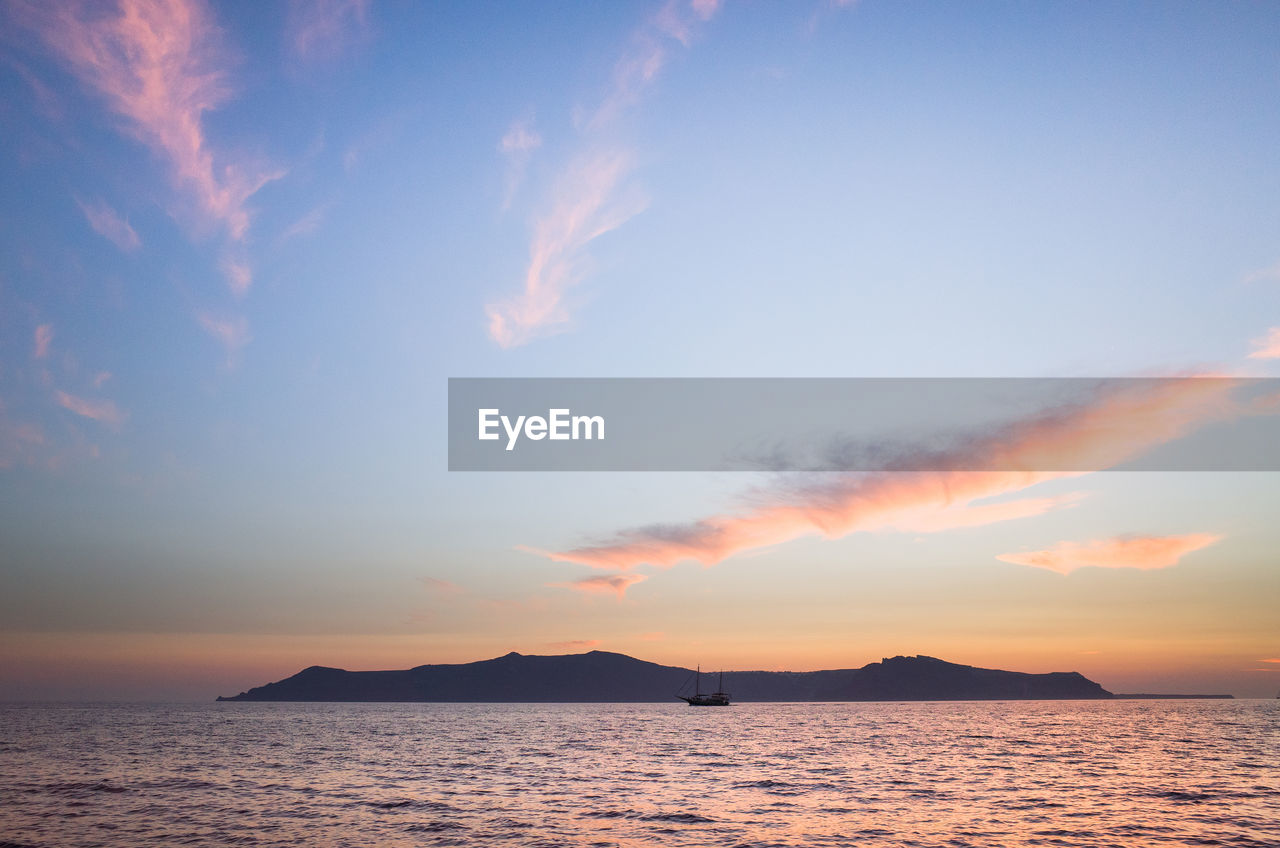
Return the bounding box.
[217,651,1124,702]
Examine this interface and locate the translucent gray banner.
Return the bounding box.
[447,378,1280,471]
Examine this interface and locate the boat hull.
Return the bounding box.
[679,694,731,706]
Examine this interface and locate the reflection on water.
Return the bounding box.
[1,700,1276,847]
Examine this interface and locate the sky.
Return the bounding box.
[1,0,1278,701]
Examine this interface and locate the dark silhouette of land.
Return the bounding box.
[217,651,1123,702]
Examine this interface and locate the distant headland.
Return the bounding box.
[213,651,1205,703]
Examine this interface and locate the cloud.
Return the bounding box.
[1258,658,1280,663]
[196,310,250,356]
[533,378,1241,572]
[547,639,601,651]
[55,389,125,428]
[488,1,720,348]
[76,197,141,252]
[500,118,542,157]
[996,533,1222,575]
[1245,261,1280,284]
[589,0,719,129]
[92,371,112,389]
[487,150,645,347]
[278,203,332,243]
[498,116,542,209]
[33,324,53,359]
[1247,327,1280,360]
[287,0,370,63]
[418,576,461,595]
[17,0,281,244]
[559,573,649,598]
[0,401,48,469]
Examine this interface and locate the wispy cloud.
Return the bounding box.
[278,203,333,243]
[487,150,645,347]
[219,254,253,298]
[76,196,141,252]
[547,639,601,651]
[499,115,542,209]
[17,0,282,291]
[92,371,113,388]
[1257,658,1280,663]
[196,310,250,357]
[0,401,48,469]
[488,0,721,347]
[1245,260,1280,285]
[560,573,649,598]
[996,533,1222,575]
[56,389,125,428]
[418,576,462,595]
[287,0,370,63]
[532,378,1240,572]
[1247,327,1280,360]
[33,324,53,359]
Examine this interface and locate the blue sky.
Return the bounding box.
[1,0,1278,700]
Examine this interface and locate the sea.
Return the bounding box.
[0,700,1276,848]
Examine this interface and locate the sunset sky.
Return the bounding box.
[2,0,1279,701]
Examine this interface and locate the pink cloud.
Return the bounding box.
[1260,658,1280,664]
[498,116,542,209]
[1247,327,1280,360]
[996,533,1222,575]
[76,197,141,252]
[1245,261,1280,284]
[487,150,645,347]
[92,371,113,389]
[500,119,542,156]
[287,0,370,63]
[55,390,125,428]
[0,401,48,469]
[220,255,252,298]
[488,1,720,348]
[560,573,649,598]
[278,203,332,243]
[196,311,250,355]
[535,378,1240,571]
[33,324,53,359]
[547,639,601,651]
[18,0,281,243]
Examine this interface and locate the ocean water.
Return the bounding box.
[0,700,1276,847]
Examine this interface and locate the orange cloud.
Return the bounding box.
[996,533,1222,575]
[55,390,125,428]
[76,197,141,252]
[19,0,281,285]
[1260,658,1280,664]
[547,639,601,651]
[536,378,1239,571]
[418,577,461,595]
[33,324,53,359]
[561,573,648,598]
[487,150,644,347]
[1247,327,1280,360]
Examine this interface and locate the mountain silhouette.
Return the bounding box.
[217,651,1114,702]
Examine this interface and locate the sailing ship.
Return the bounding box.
[678,665,731,706]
